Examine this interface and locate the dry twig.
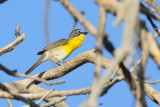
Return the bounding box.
[41,96,67,107]
[36,88,54,105]
[0,34,26,56]
[0,25,26,56]
[145,0,160,16]
[44,0,51,45]
[145,80,160,84]
[6,99,13,107]
[0,64,65,85]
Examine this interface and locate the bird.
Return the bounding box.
[25,29,88,74]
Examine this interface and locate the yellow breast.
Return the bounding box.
[61,34,85,55]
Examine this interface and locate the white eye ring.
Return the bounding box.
[78,30,82,34]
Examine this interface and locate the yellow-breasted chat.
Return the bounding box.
[25,29,88,74]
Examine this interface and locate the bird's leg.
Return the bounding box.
[56,63,61,66]
[54,56,66,70]
[57,60,66,70]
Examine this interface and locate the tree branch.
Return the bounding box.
[1,49,160,105]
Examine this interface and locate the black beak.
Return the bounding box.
[83,32,88,35]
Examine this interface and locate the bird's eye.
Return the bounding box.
[78,30,82,34]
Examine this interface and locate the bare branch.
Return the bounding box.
[100,76,124,96]
[102,0,140,101]
[0,84,38,106]
[148,31,160,67]
[140,3,160,20]
[0,63,65,85]
[0,64,17,73]
[1,49,160,105]
[0,76,123,100]
[0,34,26,56]
[21,49,160,105]
[135,21,148,107]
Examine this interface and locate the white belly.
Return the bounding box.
[43,47,68,63]
[50,52,68,63]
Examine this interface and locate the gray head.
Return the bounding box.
[69,29,88,39]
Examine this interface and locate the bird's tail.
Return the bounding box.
[25,55,45,75]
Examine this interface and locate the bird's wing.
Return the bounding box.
[37,39,68,55]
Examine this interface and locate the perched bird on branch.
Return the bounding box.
[25,29,88,74]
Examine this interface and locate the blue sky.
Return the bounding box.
[0,0,160,107]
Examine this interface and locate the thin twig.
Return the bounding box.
[146,14,160,36]
[41,96,67,107]
[72,11,85,29]
[0,63,17,73]
[149,9,156,12]
[0,34,26,56]
[6,99,13,107]
[154,29,160,38]
[0,64,65,85]
[110,67,120,81]
[0,25,26,56]
[36,88,54,105]
[59,0,108,37]
[130,58,141,73]
[145,80,160,84]
[140,2,160,20]
[145,0,160,16]
[100,76,124,96]
[15,25,20,37]
[148,32,160,67]
[44,0,51,45]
